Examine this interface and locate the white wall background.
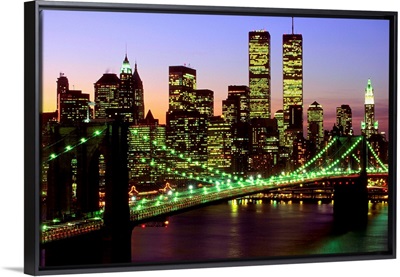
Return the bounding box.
[0,0,398,276]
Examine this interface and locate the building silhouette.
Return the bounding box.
[128,110,166,187]
[284,105,303,151]
[119,54,134,120]
[132,62,145,123]
[274,110,285,147]
[94,73,120,119]
[207,116,232,171]
[58,89,90,124]
[248,118,279,177]
[56,72,69,112]
[55,73,91,124]
[307,101,324,149]
[168,65,197,112]
[166,110,208,182]
[195,89,214,117]
[336,104,353,136]
[222,85,250,125]
[249,30,271,119]
[361,79,379,138]
[166,66,209,183]
[94,55,145,123]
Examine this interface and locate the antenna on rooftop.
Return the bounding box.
[292,17,294,34]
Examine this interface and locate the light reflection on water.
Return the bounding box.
[131,201,388,264]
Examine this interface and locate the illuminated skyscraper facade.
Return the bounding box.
[283,31,303,144]
[128,110,166,186]
[336,104,353,136]
[307,101,324,149]
[166,110,208,178]
[119,54,133,110]
[119,55,145,123]
[274,110,285,146]
[361,79,378,138]
[248,118,279,176]
[56,73,69,111]
[207,116,232,171]
[195,89,214,117]
[94,73,120,119]
[58,90,90,124]
[166,66,212,183]
[249,30,271,119]
[132,62,145,122]
[168,66,197,112]
[222,85,250,125]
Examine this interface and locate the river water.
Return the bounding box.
[131,200,389,264]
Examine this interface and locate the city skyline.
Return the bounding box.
[42,10,390,135]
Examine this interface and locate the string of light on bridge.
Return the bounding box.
[366,141,388,171]
[41,131,389,243]
[46,128,107,162]
[293,136,338,175]
[131,131,386,189]
[132,133,359,210]
[322,136,363,172]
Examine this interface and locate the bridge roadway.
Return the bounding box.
[41,171,388,244]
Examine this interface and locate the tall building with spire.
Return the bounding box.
[249,30,271,119]
[361,78,378,138]
[132,61,145,123]
[283,19,303,148]
[119,54,134,120]
[119,55,145,123]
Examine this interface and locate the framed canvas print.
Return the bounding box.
[24,0,397,275]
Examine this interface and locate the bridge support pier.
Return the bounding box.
[103,120,132,264]
[333,174,368,231]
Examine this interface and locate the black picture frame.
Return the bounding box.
[24,0,397,275]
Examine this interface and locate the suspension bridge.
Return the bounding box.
[41,122,388,244]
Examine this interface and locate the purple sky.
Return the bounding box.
[41,10,390,136]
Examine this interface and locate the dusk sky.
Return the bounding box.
[41,10,390,135]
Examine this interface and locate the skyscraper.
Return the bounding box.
[119,55,145,123]
[132,62,145,123]
[168,65,197,112]
[307,101,324,149]
[128,110,166,187]
[283,20,303,146]
[58,90,90,124]
[361,79,379,138]
[336,104,353,136]
[249,30,271,119]
[166,66,209,183]
[222,85,250,125]
[166,110,208,178]
[207,116,232,171]
[94,73,120,119]
[249,118,279,176]
[119,55,134,121]
[194,89,214,118]
[56,72,69,111]
[274,110,284,146]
